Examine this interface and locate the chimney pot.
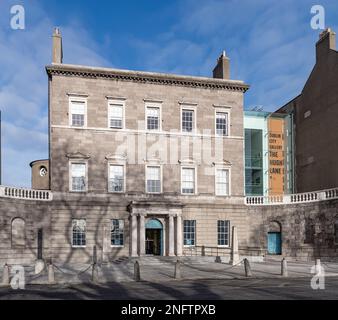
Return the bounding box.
[316,27,336,62]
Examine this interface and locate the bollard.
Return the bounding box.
[215,256,222,263]
[244,258,252,277]
[2,264,10,286]
[281,258,288,277]
[48,264,55,284]
[201,246,206,257]
[92,263,99,283]
[134,260,141,282]
[174,260,181,279]
[92,246,97,265]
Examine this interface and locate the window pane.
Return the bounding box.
[216,169,229,196]
[71,163,86,191]
[217,220,230,246]
[111,219,124,246]
[147,107,160,130]
[71,101,85,127]
[70,101,85,114]
[182,110,194,132]
[216,112,228,136]
[72,114,85,127]
[146,166,161,193]
[109,165,124,192]
[182,168,195,194]
[184,220,196,246]
[72,219,86,246]
[109,104,123,128]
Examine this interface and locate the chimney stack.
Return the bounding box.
[213,51,230,80]
[52,27,63,64]
[316,28,336,62]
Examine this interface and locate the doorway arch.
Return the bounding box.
[145,219,163,256]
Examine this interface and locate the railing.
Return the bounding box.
[246,187,338,206]
[183,246,231,257]
[0,186,53,201]
[183,246,267,257]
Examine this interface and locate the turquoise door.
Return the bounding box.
[268,232,281,255]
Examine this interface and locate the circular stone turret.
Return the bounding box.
[30,159,50,190]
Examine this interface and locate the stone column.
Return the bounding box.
[169,215,175,256]
[139,214,145,256]
[131,215,138,257]
[176,215,183,256]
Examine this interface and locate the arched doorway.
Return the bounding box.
[267,221,282,255]
[145,219,163,256]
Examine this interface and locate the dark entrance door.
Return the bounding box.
[145,229,162,255]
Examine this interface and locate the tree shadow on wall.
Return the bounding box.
[47,141,131,268]
[247,200,338,261]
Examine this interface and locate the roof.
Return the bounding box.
[244,110,291,118]
[46,63,250,92]
[29,159,49,168]
[275,94,302,113]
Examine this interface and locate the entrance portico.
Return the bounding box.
[128,201,183,257]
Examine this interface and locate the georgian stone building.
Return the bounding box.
[41,28,250,263]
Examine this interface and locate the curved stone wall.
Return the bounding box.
[248,199,338,260]
[1,191,338,266]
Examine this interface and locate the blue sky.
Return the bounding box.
[0,0,337,187]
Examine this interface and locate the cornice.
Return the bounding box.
[46,64,250,93]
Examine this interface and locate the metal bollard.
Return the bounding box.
[2,264,10,286]
[281,258,288,277]
[215,256,222,263]
[174,260,181,279]
[244,258,252,277]
[134,260,141,282]
[92,246,97,265]
[48,264,55,284]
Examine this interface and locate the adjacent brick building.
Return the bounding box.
[278,28,338,193]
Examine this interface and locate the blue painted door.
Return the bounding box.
[268,232,281,255]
